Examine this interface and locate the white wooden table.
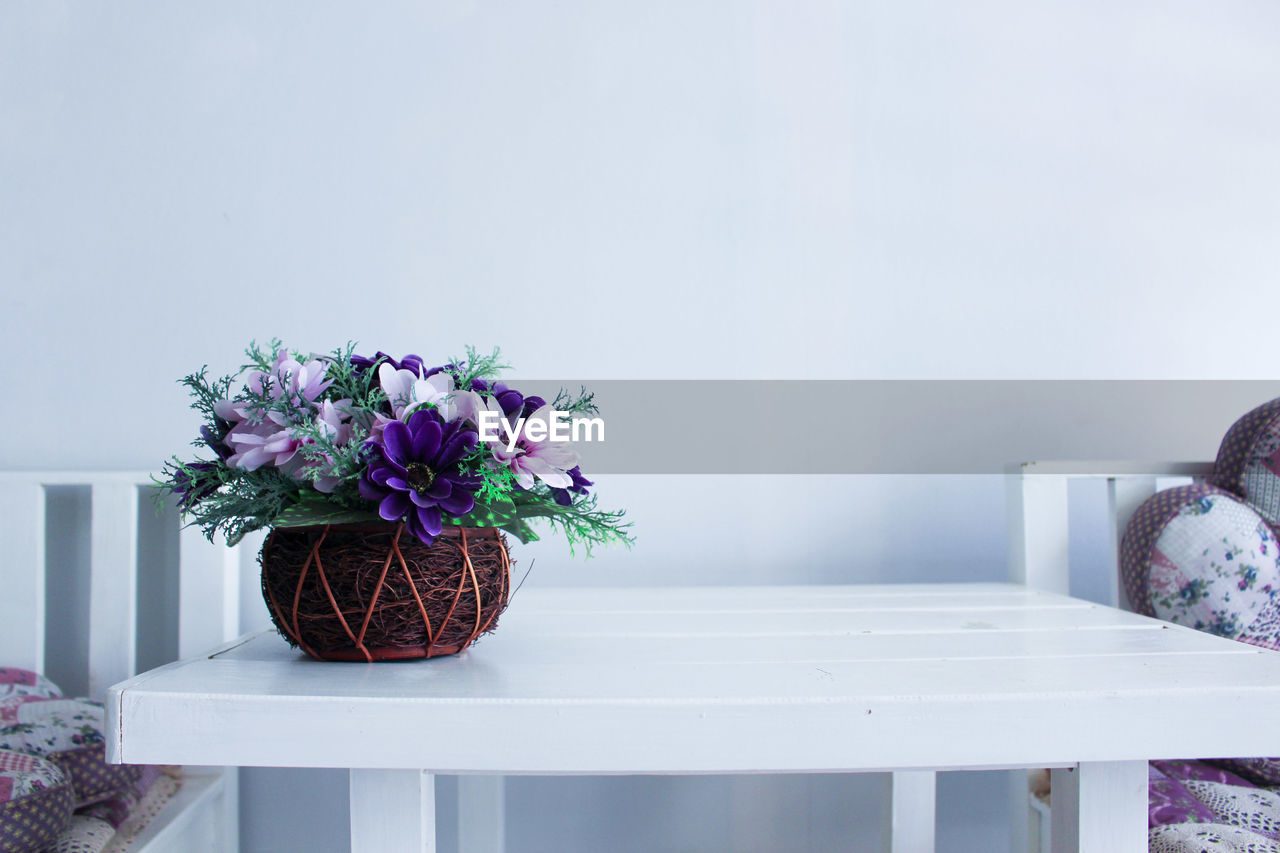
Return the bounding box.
[106,583,1280,853]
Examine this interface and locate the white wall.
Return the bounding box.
[5,2,1280,851]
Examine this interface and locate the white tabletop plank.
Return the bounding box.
[500,583,1072,610]
[108,583,1280,774]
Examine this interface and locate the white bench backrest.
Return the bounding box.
[0,472,241,699]
[1007,461,1215,607]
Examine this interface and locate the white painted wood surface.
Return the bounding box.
[0,480,46,674]
[110,585,1280,772]
[1103,478,1158,609]
[351,769,436,853]
[888,771,935,853]
[457,776,505,853]
[89,481,139,699]
[1006,472,1070,594]
[0,472,240,853]
[108,583,1280,852]
[1049,762,1147,853]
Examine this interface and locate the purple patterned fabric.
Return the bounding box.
[0,670,36,689]
[1153,759,1257,788]
[0,668,62,701]
[0,749,73,852]
[1119,483,1240,618]
[1119,485,1280,651]
[0,697,146,808]
[53,745,142,807]
[1205,756,1280,787]
[74,760,164,829]
[1149,761,1219,828]
[1120,397,1280,840]
[1147,760,1268,830]
[1212,396,1280,519]
[1116,396,1280,841]
[1238,595,1280,652]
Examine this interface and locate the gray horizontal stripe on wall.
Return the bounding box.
[504,380,1280,474]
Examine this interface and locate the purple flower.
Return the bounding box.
[488,382,526,419]
[551,466,593,507]
[351,352,463,382]
[483,381,547,420]
[171,462,220,508]
[359,408,482,544]
[521,395,548,417]
[352,351,428,377]
[200,424,233,461]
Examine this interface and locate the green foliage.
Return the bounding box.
[507,490,633,556]
[552,386,598,416]
[453,346,510,388]
[273,492,383,528]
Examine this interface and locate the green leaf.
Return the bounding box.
[273,499,384,529]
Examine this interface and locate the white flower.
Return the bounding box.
[378,364,458,421]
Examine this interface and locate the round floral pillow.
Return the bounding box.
[0,747,73,852]
[1122,418,1280,790]
[1120,483,1280,649]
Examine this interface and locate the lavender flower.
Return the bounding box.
[215,350,339,473]
[487,405,579,490]
[200,424,234,461]
[222,420,303,471]
[359,408,482,543]
[244,350,332,411]
[290,400,357,493]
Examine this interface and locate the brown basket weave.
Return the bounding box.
[260,522,510,662]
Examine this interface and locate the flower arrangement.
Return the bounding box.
[159,341,631,553]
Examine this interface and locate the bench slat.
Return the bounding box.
[0,482,46,674]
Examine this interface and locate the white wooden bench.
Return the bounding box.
[1,472,241,852]
[17,462,1279,852]
[95,460,1280,853]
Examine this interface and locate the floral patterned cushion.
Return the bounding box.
[0,698,142,808]
[1213,397,1280,529]
[1120,484,1280,650]
[0,668,62,701]
[0,747,74,852]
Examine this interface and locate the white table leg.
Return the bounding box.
[886,770,936,853]
[1050,761,1146,853]
[350,769,435,853]
[1010,770,1038,853]
[458,775,505,853]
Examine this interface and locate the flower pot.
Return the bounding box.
[260,522,511,662]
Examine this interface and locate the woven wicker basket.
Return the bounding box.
[260,522,511,662]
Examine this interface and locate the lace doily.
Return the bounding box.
[1151,823,1280,853]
